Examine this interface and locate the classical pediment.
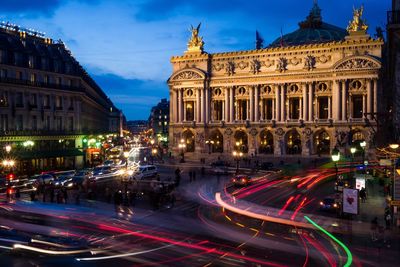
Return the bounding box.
[334,56,380,71]
[170,69,206,81]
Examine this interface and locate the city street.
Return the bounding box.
[0,159,399,267]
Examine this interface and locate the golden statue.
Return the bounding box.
[347,5,368,33]
[187,23,204,53]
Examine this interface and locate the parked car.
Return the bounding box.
[132,165,158,180]
[34,174,55,186]
[93,166,113,176]
[231,174,252,186]
[54,175,73,188]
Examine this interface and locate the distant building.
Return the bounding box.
[168,3,383,158]
[387,0,400,141]
[149,98,169,144]
[126,120,148,135]
[0,22,122,173]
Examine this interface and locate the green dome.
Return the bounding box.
[269,2,347,48]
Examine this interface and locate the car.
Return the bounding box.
[93,166,113,176]
[211,160,230,167]
[34,174,55,186]
[54,175,73,188]
[319,197,339,212]
[231,175,252,186]
[133,165,158,180]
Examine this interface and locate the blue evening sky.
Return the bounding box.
[1,0,389,120]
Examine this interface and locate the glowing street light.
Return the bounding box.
[331,147,340,181]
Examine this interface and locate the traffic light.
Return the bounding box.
[6,173,15,180]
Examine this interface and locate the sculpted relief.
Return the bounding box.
[173,71,203,80]
[336,58,379,70]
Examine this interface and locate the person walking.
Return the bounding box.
[175,168,181,187]
[371,217,379,241]
[385,210,392,229]
[62,188,68,204]
[189,170,193,182]
[192,170,196,181]
[360,188,366,203]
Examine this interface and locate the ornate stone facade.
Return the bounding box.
[168,4,383,158]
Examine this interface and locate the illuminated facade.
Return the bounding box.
[0,22,122,172]
[168,3,383,158]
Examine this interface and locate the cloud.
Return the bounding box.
[91,73,168,120]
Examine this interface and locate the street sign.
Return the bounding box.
[355,177,366,190]
[390,200,400,206]
[343,188,359,215]
[379,159,392,166]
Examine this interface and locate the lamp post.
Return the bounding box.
[331,147,340,181]
[350,147,356,180]
[151,148,157,165]
[123,151,130,169]
[233,150,243,174]
[205,139,214,154]
[389,143,399,226]
[178,139,186,163]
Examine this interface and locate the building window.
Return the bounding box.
[0,69,7,78]
[0,50,6,64]
[69,97,74,110]
[31,115,37,130]
[16,71,22,80]
[0,114,8,131]
[14,52,23,65]
[29,93,37,108]
[289,98,300,120]
[44,75,49,84]
[352,95,363,118]
[41,57,49,70]
[158,121,162,126]
[55,96,62,110]
[56,77,62,85]
[54,60,60,72]
[212,100,223,121]
[15,92,24,108]
[28,55,35,68]
[68,117,73,131]
[236,99,247,120]
[318,97,329,119]
[30,73,37,83]
[15,115,23,130]
[45,116,51,130]
[55,116,62,131]
[43,95,50,109]
[0,91,8,107]
[262,99,273,120]
[185,101,194,121]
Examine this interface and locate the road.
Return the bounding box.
[0,161,397,266]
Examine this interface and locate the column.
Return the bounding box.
[348,94,352,119]
[280,84,285,121]
[201,88,205,124]
[366,79,372,119]
[260,98,265,120]
[230,87,234,122]
[373,79,378,115]
[302,83,307,121]
[341,81,347,121]
[225,87,229,122]
[328,96,331,119]
[308,83,313,121]
[332,80,340,121]
[275,85,280,121]
[363,94,367,118]
[247,99,250,120]
[205,88,209,123]
[249,86,254,121]
[299,97,303,120]
[196,88,201,122]
[254,86,259,122]
[170,90,175,123]
[178,88,183,122]
[272,98,275,120]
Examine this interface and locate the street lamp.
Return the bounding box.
[5,145,11,153]
[331,147,340,181]
[205,139,214,154]
[178,139,186,163]
[233,150,243,174]
[151,148,157,164]
[123,151,130,169]
[350,147,356,180]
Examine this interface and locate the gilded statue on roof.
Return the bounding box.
[347,5,368,33]
[187,23,204,53]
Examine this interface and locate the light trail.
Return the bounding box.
[216,192,311,229]
[304,216,352,267]
[278,196,295,216]
[13,244,93,255]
